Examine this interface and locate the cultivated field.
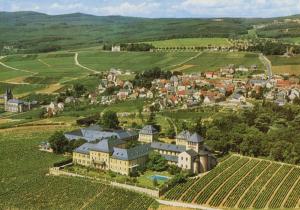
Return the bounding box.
[0,50,264,96]
[147,38,231,48]
[164,154,300,209]
[168,52,264,73]
[77,51,198,72]
[268,55,300,75]
[0,127,154,209]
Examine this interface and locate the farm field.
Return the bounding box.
[164,154,300,209]
[268,55,300,75]
[0,50,266,96]
[282,37,300,45]
[0,127,154,210]
[169,52,264,73]
[77,51,197,72]
[1,53,89,82]
[147,38,231,48]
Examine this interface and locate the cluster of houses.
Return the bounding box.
[88,65,300,111]
[66,125,217,176]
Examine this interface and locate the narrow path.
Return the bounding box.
[235,161,272,208]
[266,167,293,208]
[74,52,99,74]
[79,187,106,210]
[220,160,261,207]
[249,165,282,208]
[38,59,51,67]
[165,52,203,70]
[156,199,221,210]
[0,56,35,74]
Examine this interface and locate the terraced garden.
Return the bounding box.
[164,154,300,209]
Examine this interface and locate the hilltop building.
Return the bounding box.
[111,45,121,52]
[71,125,216,175]
[3,89,33,113]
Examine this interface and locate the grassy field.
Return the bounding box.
[0,50,264,96]
[77,51,197,72]
[164,154,300,209]
[2,53,89,82]
[0,127,154,209]
[167,52,264,73]
[282,37,300,45]
[268,55,300,75]
[147,38,231,48]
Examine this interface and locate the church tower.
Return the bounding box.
[4,89,13,111]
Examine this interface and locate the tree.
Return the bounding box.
[168,164,181,175]
[147,112,161,132]
[48,131,69,154]
[101,110,119,129]
[147,151,168,171]
[152,177,158,186]
[73,84,87,98]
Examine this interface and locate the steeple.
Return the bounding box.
[4,88,13,111]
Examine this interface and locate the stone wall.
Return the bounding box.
[110,181,160,197]
[49,167,160,198]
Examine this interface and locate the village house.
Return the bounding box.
[111,45,121,52]
[46,102,64,116]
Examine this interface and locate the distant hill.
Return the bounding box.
[0,11,299,53]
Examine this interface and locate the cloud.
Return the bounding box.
[172,0,300,17]
[97,1,160,16]
[0,0,299,18]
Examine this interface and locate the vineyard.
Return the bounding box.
[164,154,300,209]
[0,128,154,210]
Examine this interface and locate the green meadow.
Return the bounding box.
[0,50,265,96]
[148,38,231,48]
[77,51,197,72]
[170,52,264,73]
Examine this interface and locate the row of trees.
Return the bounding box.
[103,43,154,51]
[178,103,300,165]
[132,67,172,88]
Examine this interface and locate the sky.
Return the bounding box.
[0,0,300,18]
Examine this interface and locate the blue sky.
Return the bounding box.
[0,0,300,18]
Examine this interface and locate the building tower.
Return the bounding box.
[4,89,13,111]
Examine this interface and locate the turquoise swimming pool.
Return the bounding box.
[150,175,170,181]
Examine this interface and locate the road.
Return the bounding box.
[0,56,36,75]
[74,52,99,74]
[259,53,273,80]
[156,199,222,210]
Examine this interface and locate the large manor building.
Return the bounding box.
[70,125,217,176]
